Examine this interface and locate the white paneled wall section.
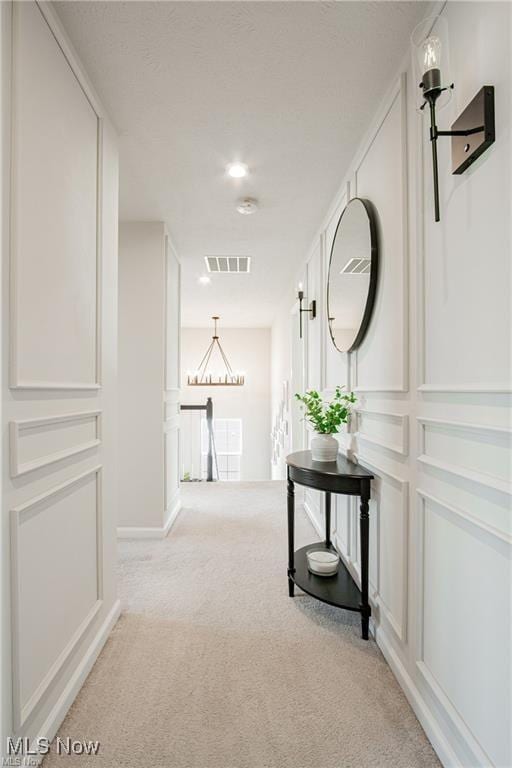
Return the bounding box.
[118,222,181,537]
[270,4,511,766]
[1,1,120,758]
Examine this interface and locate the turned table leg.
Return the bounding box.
[359,484,371,640]
[325,491,331,547]
[287,471,295,597]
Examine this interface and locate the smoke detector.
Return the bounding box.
[236,197,258,215]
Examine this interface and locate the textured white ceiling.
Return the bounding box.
[55,1,426,327]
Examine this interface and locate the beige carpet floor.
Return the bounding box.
[44,481,440,768]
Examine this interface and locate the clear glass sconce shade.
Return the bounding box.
[411,14,452,111]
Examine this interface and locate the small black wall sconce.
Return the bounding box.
[297,283,316,339]
[417,30,495,222]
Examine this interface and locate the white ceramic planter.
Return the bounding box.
[310,434,338,462]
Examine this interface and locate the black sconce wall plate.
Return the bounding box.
[298,291,316,339]
[421,82,496,221]
[451,86,495,174]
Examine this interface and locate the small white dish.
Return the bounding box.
[307,549,339,576]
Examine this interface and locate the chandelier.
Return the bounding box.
[187,316,245,386]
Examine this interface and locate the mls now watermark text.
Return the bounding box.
[6,737,100,759]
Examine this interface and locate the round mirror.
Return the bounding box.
[327,197,378,353]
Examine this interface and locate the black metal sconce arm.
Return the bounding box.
[298,291,317,339]
[436,126,485,138]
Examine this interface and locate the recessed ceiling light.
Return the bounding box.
[198,275,211,285]
[226,162,249,179]
[236,197,258,215]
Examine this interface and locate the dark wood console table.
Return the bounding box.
[286,450,374,640]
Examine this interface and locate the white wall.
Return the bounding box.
[181,327,271,481]
[1,1,120,757]
[271,3,511,767]
[118,222,181,536]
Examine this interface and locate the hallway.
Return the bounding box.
[44,483,438,768]
[2,3,510,765]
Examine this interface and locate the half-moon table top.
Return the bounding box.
[286,450,374,480]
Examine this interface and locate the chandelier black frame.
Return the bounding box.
[187,316,244,386]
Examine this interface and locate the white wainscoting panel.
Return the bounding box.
[165,428,180,510]
[323,187,349,391]
[417,490,511,768]
[417,7,511,394]
[164,399,179,424]
[3,0,120,754]
[356,459,409,642]
[11,467,103,730]
[165,237,181,392]
[418,417,512,496]
[303,488,323,539]
[356,408,409,456]
[306,239,323,392]
[353,76,408,393]
[10,411,101,477]
[11,1,100,390]
[164,387,181,534]
[334,495,350,560]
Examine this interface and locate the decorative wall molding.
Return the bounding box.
[357,457,409,643]
[333,494,351,560]
[164,237,181,392]
[9,410,101,477]
[164,400,180,425]
[352,74,409,394]
[33,599,121,757]
[35,1,105,117]
[164,388,180,438]
[414,59,510,398]
[9,1,102,391]
[418,416,511,435]
[303,498,323,541]
[10,466,103,730]
[415,490,508,767]
[356,408,409,456]
[321,183,349,393]
[375,627,462,768]
[417,417,512,496]
[415,659,495,768]
[417,488,511,547]
[164,423,180,522]
[418,384,512,394]
[353,385,410,393]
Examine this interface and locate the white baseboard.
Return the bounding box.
[162,494,182,537]
[24,599,122,765]
[375,626,462,768]
[117,494,181,539]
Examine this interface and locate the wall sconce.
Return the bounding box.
[415,24,495,222]
[297,283,316,339]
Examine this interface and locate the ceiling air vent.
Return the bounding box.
[340,257,371,275]
[205,256,251,274]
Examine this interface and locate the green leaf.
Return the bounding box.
[293,388,357,434]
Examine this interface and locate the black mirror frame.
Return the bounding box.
[327,197,379,354]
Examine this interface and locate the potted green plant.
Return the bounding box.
[295,387,357,462]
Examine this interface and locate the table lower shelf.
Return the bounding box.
[291,544,363,613]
